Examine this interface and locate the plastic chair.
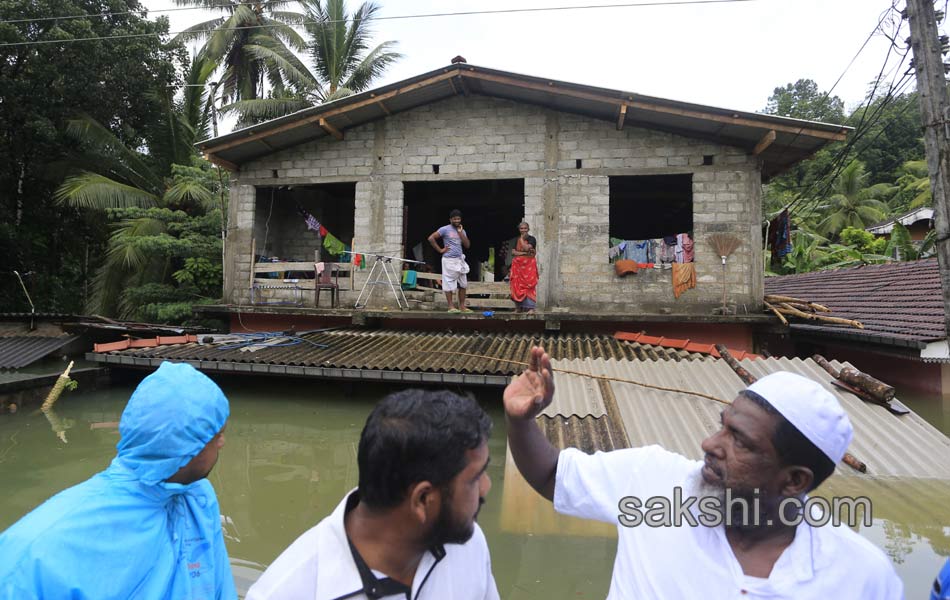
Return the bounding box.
[315,263,340,308]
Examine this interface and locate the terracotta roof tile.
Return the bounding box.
[765,258,944,343]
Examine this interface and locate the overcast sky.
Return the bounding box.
[146,0,917,134]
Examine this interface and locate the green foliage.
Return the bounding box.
[0,0,186,313]
[838,227,888,255]
[765,79,846,123]
[222,0,402,124]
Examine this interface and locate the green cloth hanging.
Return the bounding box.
[322,232,345,256]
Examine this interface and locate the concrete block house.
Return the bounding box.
[198,62,847,344]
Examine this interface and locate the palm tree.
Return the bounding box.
[224,0,401,123]
[816,160,890,237]
[893,160,932,211]
[54,73,222,316]
[173,0,314,106]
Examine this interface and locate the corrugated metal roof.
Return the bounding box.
[0,335,77,369]
[89,328,707,379]
[540,356,950,480]
[198,63,849,178]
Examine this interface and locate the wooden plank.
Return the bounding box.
[254,278,317,290]
[376,100,392,115]
[254,261,315,272]
[202,70,458,154]
[752,129,777,155]
[616,104,627,131]
[319,118,344,141]
[433,297,515,308]
[461,70,848,142]
[204,153,238,172]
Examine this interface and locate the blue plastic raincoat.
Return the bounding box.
[0,362,236,600]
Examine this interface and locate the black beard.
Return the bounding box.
[426,493,482,546]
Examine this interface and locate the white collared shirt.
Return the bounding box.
[246,490,500,600]
[554,446,904,599]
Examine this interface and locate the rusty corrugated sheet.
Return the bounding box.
[541,357,950,481]
[92,329,706,376]
[0,335,76,369]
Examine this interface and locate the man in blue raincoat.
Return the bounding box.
[0,361,236,600]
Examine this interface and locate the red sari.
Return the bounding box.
[509,236,538,308]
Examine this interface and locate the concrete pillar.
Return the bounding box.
[224,183,256,303]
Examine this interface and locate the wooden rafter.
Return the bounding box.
[456,75,470,96]
[319,118,344,140]
[377,99,392,115]
[752,129,777,155]
[460,70,848,141]
[616,104,627,130]
[204,153,238,172]
[201,70,458,154]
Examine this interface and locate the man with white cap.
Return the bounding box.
[504,347,903,599]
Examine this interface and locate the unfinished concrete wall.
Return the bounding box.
[227,95,763,312]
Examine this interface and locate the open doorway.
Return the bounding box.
[403,179,525,282]
[254,183,356,263]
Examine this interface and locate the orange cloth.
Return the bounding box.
[509,237,538,303]
[672,262,696,299]
[615,259,638,277]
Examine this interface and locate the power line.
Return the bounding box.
[0,0,763,47]
[779,3,909,218]
[769,1,901,184]
[0,0,284,25]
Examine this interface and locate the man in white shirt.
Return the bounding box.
[504,347,903,599]
[247,389,500,600]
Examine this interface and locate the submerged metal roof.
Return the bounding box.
[542,356,950,480]
[198,63,849,178]
[0,335,77,369]
[88,328,706,385]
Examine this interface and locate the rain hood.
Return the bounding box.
[0,361,236,599]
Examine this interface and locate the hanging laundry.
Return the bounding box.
[401,270,418,290]
[297,205,321,233]
[319,224,328,237]
[322,232,345,256]
[624,240,654,263]
[353,254,362,268]
[315,262,326,276]
[680,233,695,263]
[768,209,793,261]
[657,238,676,264]
[338,244,352,263]
[672,262,696,298]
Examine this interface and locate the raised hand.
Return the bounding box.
[503,346,555,420]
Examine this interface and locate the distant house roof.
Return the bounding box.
[765,259,945,351]
[866,207,934,235]
[197,62,849,178]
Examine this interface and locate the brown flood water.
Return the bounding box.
[0,377,948,598]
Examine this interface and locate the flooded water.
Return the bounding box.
[1,376,948,598]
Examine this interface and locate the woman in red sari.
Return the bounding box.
[509,222,539,313]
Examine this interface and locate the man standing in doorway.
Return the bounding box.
[428,209,472,313]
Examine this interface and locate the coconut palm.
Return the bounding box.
[54,71,222,317]
[816,160,890,237]
[224,0,401,124]
[173,0,314,106]
[893,160,932,210]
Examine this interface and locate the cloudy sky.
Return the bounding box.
[147,0,915,133]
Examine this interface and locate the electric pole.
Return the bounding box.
[905,0,950,339]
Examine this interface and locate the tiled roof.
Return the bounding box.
[765,258,944,345]
[613,331,762,360]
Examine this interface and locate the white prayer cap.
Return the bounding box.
[746,371,853,464]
